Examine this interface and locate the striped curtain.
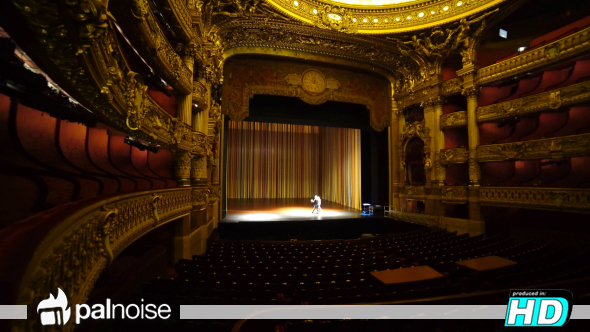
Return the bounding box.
[227,121,361,209]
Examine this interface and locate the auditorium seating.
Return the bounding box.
[131,229,588,308]
[109,229,590,332]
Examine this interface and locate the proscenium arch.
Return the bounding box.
[222,47,397,85]
[221,50,396,131]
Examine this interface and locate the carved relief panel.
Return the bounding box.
[222,57,391,131]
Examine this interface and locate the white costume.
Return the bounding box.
[311,195,322,213]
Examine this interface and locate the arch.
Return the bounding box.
[221,55,393,131]
[398,121,432,183]
[406,137,427,185]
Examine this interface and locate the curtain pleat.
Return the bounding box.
[227,121,361,209]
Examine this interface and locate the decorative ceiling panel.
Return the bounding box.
[264,0,509,34]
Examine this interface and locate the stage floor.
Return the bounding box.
[222,198,366,222]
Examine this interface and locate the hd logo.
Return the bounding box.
[505,289,573,327]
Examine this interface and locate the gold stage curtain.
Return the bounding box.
[227,121,361,209]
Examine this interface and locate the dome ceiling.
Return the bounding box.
[264,0,510,34]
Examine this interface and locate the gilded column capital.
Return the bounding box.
[424,96,445,109]
[173,150,192,186]
[190,155,208,184]
[176,42,199,61]
[462,86,481,99]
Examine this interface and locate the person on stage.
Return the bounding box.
[311,195,322,213]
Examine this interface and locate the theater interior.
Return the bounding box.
[1,0,590,330]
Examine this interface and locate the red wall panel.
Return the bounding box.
[108,136,152,190]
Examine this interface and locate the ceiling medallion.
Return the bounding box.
[267,0,509,34]
[302,70,327,95]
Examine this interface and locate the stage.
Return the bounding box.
[222,198,367,223]
[218,199,422,241]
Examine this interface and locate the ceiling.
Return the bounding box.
[263,0,512,34]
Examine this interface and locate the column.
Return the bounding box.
[425,96,446,217]
[192,79,210,134]
[423,99,444,216]
[173,150,192,187]
[398,103,407,210]
[178,43,195,127]
[462,86,482,221]
[432,97,446,185]
[390,99,400,210]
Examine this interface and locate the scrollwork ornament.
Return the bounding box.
[123,72,148,130]
[462,86,481,99]
[131,0,149,20]
[439,148,469,164]
[97,206,118,265]
[315,5,356,33]
[424,155,432,173]
[192,187,209,210]
[173,150,192,182]
[441,187,468,201]
[65,0,109,45]
[549,91,562,109]
[404,186,426,197]
[441,111,467,130]
[468,148,481,183]
[191,155,207,179]
[435,152,446,182]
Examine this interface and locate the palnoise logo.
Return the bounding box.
[37,287,172,325]
[37,287,71,326]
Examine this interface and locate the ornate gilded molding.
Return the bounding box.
[477,134,590,162]
[6,0,199,150]
[401,185,426,200]
[15,189,191,330]
[191,155,208,181]
[440,111,467,130]
[192,132,209,156]
[216,19,419,85]
[209,184,221,203]
[423,96,445,110]
[111,0,192,94]
[173,150,192,185]
[462,86,480,99]
[478,26,590,85]
[480,187,590,214]
[398,121,431,171]
[192,186,210,210]
[263,0,508,34]
[434,152,446,183]
[441,186,468,203]
[468,147,480,183]
[193,81,210,112]
[440,147,468,164]
[222,57,391,131]
[153,0,194,43]
[441,77,463,96]
[477,80,590,123]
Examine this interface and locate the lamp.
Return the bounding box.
[124,136,160,153]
